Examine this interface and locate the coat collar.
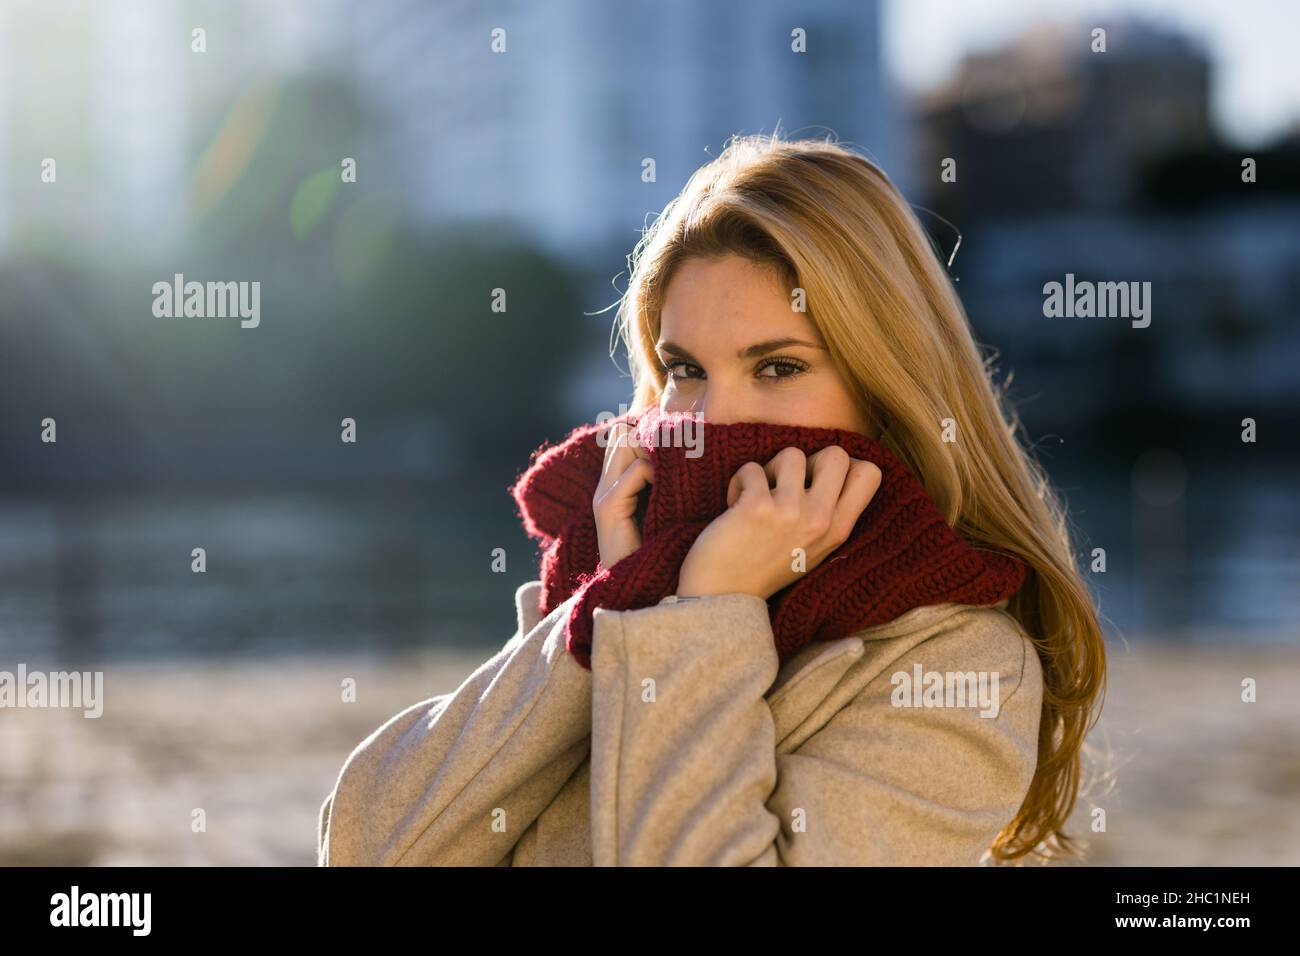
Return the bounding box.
[766,600,1010,743]
[516,578,1011,745]
[772,598,991,687]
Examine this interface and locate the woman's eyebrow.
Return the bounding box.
[656,337,826,361]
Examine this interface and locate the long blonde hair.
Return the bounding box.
[611,131,1107,863]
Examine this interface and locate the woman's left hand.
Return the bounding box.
[676,445,882,601]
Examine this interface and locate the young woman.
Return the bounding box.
[318,133,1107,866]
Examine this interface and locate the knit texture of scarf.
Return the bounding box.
[509,405,1027,671]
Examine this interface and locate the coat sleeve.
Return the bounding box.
[317,582,593,866]
[587,594,1042,865]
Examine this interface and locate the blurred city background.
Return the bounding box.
[0,0,1297,865]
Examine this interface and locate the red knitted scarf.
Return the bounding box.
[509,405,1027,671]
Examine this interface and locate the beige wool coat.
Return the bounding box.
[317,577,1044,866]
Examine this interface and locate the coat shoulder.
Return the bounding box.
[767,603,1047,864]
[851,601,1042,703]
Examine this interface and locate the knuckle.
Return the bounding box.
[851,459,880,483]
[806,505,834,535]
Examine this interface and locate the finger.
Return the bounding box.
[625,413,655,462]
[805,446,852,529]
[600,421,639,483]
[827,459,882,542]
[762,447,809,509]
[609,457,655,501]
[727,460,772,509]
[594,457,655,524]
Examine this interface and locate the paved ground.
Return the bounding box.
[2,639,1297,866]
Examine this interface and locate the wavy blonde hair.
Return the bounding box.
[610,131,1107,863]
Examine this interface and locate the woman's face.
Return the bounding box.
[655,254,875,435]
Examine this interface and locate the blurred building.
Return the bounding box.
[911,16,1300,431]
[346,0,905,267]
[961,201,1300,425]
[0,0,904,270]
[0,0,349,256]
[914,17,1214,220]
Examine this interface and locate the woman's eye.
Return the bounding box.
[756,358,809,380]
[663,361,703,381]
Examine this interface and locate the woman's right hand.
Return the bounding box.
[593,420,655,568]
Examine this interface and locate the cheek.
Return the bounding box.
[660,392,691,414]
[766,380,860,429]
[820,385,872,434]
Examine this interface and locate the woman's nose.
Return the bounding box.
[687,388,741,426]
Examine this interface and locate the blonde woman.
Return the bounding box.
[318,132,1107,866]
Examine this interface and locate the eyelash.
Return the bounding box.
[660,356,811,384]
